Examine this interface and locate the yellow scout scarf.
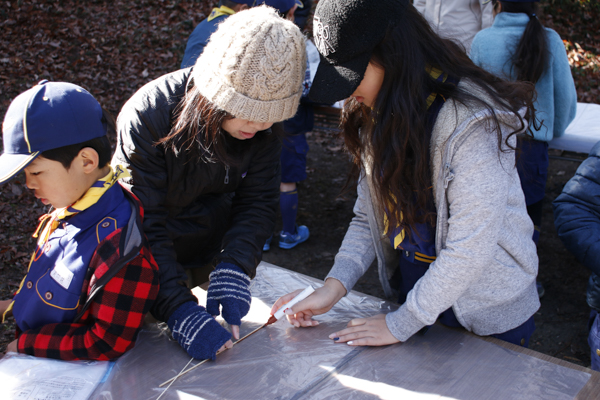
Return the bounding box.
[386,67,448,250]
[207,6,235,22]
[2,165,130,322]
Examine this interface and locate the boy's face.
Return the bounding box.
[24,156,91,209]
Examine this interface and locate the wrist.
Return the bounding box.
[324,278,347,301]
[167,301,202,330]
[207,264,251,326]
[215,262,245,275]
[167,302,231,360]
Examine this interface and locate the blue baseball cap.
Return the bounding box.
[260,0,303,14]
[233,0,258,6]
[0,81,106,184]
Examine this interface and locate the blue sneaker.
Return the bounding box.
[278,225,309,249]
[536,281,545,298]
[263,235,272,252]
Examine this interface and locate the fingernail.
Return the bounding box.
[347,341,353,345]
[284,308,293,315]
[328,333,336,339]
[334,337,340,341]
[312,321,319,326]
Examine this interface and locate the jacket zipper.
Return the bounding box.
[443,163,454,188]
[224,165,230,184]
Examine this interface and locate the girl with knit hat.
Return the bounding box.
[113,6,306,361]
[273,0,540,348]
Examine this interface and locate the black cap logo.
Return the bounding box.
[313,16,335,57]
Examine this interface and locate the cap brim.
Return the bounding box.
[0,152,38,185]
[308,53,370,105]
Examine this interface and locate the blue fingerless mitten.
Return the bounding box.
[206,263,251,326]
[167,301,231,360]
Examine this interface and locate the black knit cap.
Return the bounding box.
[309,0,409,104]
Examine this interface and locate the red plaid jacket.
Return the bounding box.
[16,188,160,361]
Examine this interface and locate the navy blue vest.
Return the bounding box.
[13,185,131,331]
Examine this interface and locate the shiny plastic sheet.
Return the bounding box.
[550,102,600,154]
[0,353,111,399]
[90,262,591,400]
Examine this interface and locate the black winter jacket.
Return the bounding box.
[553,141,600,312]
[112,68,281,321]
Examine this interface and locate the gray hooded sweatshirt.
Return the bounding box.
[327,80,540,342]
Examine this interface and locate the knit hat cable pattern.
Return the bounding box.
[194,6,306,123]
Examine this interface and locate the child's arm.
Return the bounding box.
[15,247,159,361]
[0,299,12,318]
[5,340,17,353]
[2,300,18,353]
[112,80,198,324]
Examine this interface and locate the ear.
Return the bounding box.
[493,1,501,15]
[286,4,297,21]
[77,147,101,174]
[237,4,249,11]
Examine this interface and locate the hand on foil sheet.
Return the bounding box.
[167,301,233,360]
[206,263,252,340]
[271,278,347,328]
[5,339,18,354]
[328,313,400,346]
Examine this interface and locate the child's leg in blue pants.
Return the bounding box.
[588,309,600,371]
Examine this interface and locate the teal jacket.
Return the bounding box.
[470,12,577,142]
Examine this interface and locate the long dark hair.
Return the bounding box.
[159,83,235,164]
[341,5,535,234]
[497,0,548,83]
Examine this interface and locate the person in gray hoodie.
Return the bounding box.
[272,0,540,347]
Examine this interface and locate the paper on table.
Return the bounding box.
[90,263,593,400]
[0,352,111,400]
[549,103,600,154]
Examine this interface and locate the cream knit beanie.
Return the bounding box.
[193,6,307,123]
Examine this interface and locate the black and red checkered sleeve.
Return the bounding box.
[17,239,160,361]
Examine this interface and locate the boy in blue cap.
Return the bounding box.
[181,0,306,69]
[261,0,311,251]
[180,0,257,69]
[0,81,160,360]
